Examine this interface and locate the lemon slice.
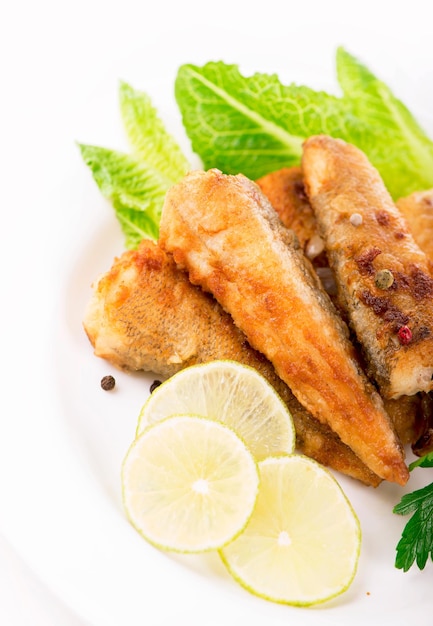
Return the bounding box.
[220,455,361,606]
[137,360,295,461]
[122,415,259,553]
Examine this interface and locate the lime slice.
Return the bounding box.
[220,455,361,606]
[137,360,295,461]
[122,415,259,552]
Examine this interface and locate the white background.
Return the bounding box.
[1,1,432,624]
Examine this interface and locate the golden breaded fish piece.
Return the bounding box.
[84,240,253,378]
[396,189,433,269]
[83,239,381,486]
[302,135,433,400]
[159,168,409,485]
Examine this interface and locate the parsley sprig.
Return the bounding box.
[393,451,433,571]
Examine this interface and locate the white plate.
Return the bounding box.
[2,3,433,625]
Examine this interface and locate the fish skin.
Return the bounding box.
[83,239,381,486]
[302,135,433,400]
[159,168,409,485]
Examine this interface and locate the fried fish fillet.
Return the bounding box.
[159,168,409,485]
[256,164,430,454]
[84,239,381,486]
[396,188,433,268]
[302,136,433,400]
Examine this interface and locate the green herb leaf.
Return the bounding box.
[175,61,360,181]
[78,144,168,247]
[409,451,433,471]
[336,47,433,200]
[119,81,189,182]
[393,482,433,571]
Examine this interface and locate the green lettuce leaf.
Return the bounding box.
[119,81,189,182]
[79,83,189,248]
[336,47,433,200]
[175,62,362,181]
[79,145,167,247]
[175,52,433,199]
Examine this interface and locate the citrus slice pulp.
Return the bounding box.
[122,414,259,552]
[220,454,361,606]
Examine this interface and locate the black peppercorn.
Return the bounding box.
[150,380,162,393]
[101,375,116,391]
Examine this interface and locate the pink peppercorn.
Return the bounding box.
[397,326,412,345]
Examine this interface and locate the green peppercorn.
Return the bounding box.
[375,269,394,290]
